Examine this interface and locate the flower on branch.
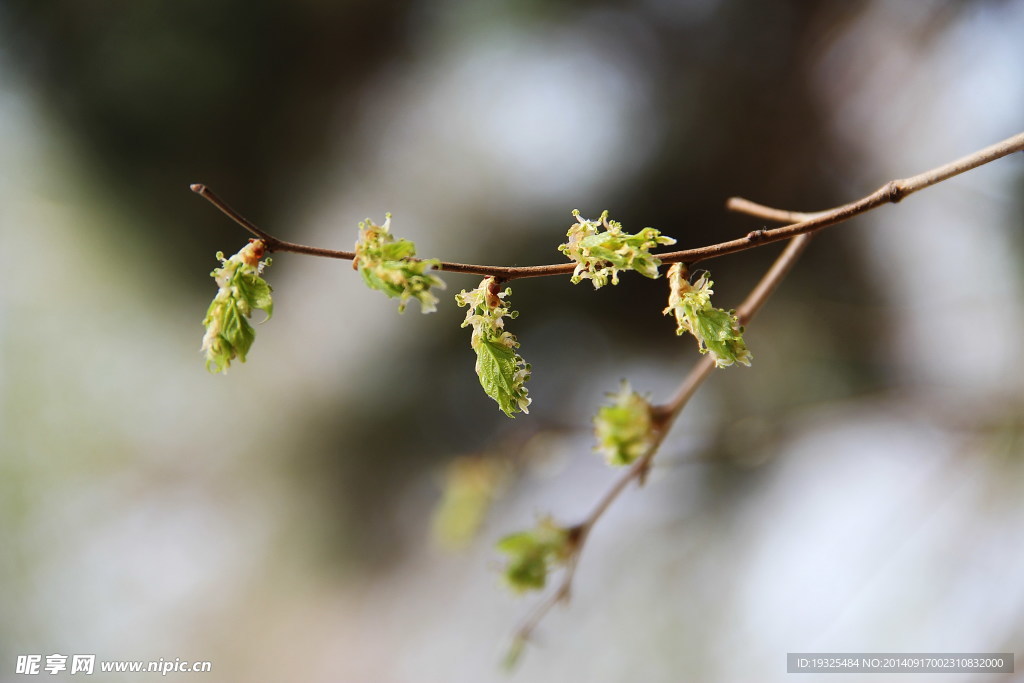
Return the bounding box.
[456,277,531,418]
[201,239,274,373]
[594,381,655,466]
[354,213,445,313]
[496,518,572,592]
[558,209,676,288]
[663,263,751,368]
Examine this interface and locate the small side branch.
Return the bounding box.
[724,197,823,224]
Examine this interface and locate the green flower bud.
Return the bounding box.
[496,518,572,592]
[202,240,274,373]
[456,278,531,418]
[594,381,655,466]
[354,213,445,313]
[663,263,751,368]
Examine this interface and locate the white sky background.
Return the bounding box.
[2,1,1023,681]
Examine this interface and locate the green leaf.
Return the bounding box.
[474,339,531,418]
[496,518,571,593]
[593,381,655,466]
[236,272,274,318]
[354,214,445,313]
[558,210,676,288]
[456,278,531,417]
[221,298,255,359]
[202,240,273,373]
[663,263,751,368]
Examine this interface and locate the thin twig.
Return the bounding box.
[192,131,1024,280]
[508,233,811,654]
[723,197,823,224]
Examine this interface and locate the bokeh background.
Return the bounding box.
[2,1,1023,681]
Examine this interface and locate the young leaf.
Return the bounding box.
[354,213,445,313]
[201,239,273,373]
[558,210,676,288]
[663,263,752,368]
[594,381,655,466]
[496,518,571,592]
[456,278,531,417]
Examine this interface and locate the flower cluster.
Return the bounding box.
[593,381,655,466]
[354,214,445,313]
[496,518,572,592]
[455,277,531,418]
[558,210,676,288]
[201,239,274,373]
[663,263,751,367]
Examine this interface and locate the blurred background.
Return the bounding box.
[1,0,1023,681]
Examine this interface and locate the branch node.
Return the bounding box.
[886,180,906,203]
[745,228,768,242]
[649,403,672,428]
[565,523,585,544]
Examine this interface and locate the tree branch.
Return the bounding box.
[192,131,1023,664]
[508,233,811,655]
[193,130,1023,280]
[502,130,1024,653]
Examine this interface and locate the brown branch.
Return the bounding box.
[659,130,1024,266]
[509,233,811,653]
[192,131,1024,280]
[508,231,813,656]
[723,197,823,224]
[529,235,816,622]
[190,183,558,277]
[190,184,358,260]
